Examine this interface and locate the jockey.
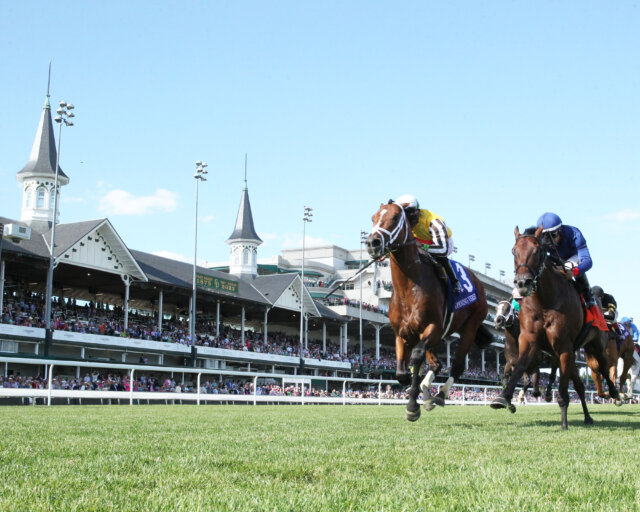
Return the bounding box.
[621,317,639,344]
[591,286,617,322]
[395,194,462,293]
[536,212,596,307]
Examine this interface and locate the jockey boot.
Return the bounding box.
[435,256,462,294]
[575,273,596,308]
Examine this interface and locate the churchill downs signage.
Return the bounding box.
[196,273,239,294]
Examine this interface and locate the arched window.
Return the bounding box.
[232,248,240,265]
[242,248,249,265]
[25,187,33,209]
[36,187,45,208]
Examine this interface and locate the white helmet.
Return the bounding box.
[395,194,419,209]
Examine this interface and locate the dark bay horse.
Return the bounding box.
[494,300,557,403]
[366,201,493,421]
[592,323,636,401]
[491,226,619,429]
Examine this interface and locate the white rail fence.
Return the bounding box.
[0,356,603,407]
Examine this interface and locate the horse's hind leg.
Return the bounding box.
[394,335,412,386]
[518,374,531,404]
[545,363,557,402]
[405,343,425,421]
[556,351,574,430]
[420,349,441,411]
[532,369,541,398]
[584,352,608,398]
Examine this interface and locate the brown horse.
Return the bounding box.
[491,226,619,429]
[591,322,636,401]
[366,200,492,421]
[494,300,558,403]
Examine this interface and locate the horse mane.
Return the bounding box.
[522,226,537,236]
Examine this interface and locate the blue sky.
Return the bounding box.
[1,2,638,317]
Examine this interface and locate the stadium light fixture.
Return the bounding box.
[44,99,75,357]
[300,206,313,364]
[191,161,208,350]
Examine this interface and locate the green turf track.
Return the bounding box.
[1,404,639,512]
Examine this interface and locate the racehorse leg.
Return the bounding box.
[618,354,632,400]
[567,355,593,426]
[394,335,412,386]
[556,351,572,431]
[584,339,621,403]
[545,363,557,403]
[491,336,535,412]
[532,369,541,398]
[420,368,436,412]
[583,352,607,398]
[518,374,531,404]
[405,342,426,421]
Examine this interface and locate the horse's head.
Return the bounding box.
[366,200,414,259]
[494,300,515,329]
[512,225,545,297]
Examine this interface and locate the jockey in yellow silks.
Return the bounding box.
[395,194,462,293]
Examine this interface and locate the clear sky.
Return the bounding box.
[1,2,638,317]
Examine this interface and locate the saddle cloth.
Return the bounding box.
[584,301,608,331]
[447,260,479,313]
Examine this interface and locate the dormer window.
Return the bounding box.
[25,187,33,209]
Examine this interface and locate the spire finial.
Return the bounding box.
[243,153,248,190]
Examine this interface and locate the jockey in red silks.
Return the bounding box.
[395,194,462,294]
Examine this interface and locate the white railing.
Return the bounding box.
[0,356,604,407]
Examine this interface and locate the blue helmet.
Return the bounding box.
[621,317,631,324]
[537,212,562,233]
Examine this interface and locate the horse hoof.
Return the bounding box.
[533,390,541,398]
[491,397,508,409]
[508,404,516,414]
[405,408,421,422]
[432,391,446,407]
[423,401,436,412]
[584,416,594,426]
[545,394,553,403]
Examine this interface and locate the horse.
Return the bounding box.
[591,322,636,401]
[494,300,558,403]
[491,226,619,430]
[366,200,493,421]
[621,350,640,400]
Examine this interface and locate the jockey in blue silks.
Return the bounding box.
[621,317,639,344]
[536,212,596,307]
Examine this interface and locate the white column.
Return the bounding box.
[446,340,452,368]
[338,325,343,355]
[264,307,270,344]
[80,347,85,360]
[496,350,500,374]
[343,322,348,354]
[76,366,80,378]
[304,315,308,349]
[375,324,381,360]
[465,354,469,370]
[481,349,485,372]
[4,361,7,378]
[121,353,126,363]
[122,275,130,330]
[241,306,245,346]
[322,322,326,354]
[216,301,220,337]
[157,290,163,331]
[0,260,5,313]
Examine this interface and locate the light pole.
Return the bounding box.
[300,206,313,362]
[44,100,75,357]
[359,230,367,364]
[499,270,506,281]
[191,161,208,348]
[485,262,491,275]
[468,254,475,269]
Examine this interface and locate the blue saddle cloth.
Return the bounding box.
[446,260,479,312]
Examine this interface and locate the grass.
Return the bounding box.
[1,403,639,512]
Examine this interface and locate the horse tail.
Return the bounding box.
[474,324,495,349]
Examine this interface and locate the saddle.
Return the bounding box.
[417,246,448,288]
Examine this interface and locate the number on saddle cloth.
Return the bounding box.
[448,261,478,312]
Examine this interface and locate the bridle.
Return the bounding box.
[497,300,516,327]
[514,234,547,293]
[370,204,411,255]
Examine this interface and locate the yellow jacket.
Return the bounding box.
[412,209,452,245]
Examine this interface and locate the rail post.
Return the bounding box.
[378,381,382,406]
[343,381,346,406]
[197,373,202,405]
[253,376,258,406]
[47,364,54,406]
[129,368,135,406]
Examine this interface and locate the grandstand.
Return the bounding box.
[1,89,548,394]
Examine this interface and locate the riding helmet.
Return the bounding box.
[591,286,604,297]
[536,212,562,232]
[395,194,419,209]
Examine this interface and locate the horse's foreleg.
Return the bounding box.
[556,351,573,431]
[492,334,535,411]
[567,354,593,426]
[532,369,541,398]
[618,356,632,399]
[545,362,558,402]
[394,335,412,386]
[585,340,621,403]
[584,352,607,398]
[518,373,531,404]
